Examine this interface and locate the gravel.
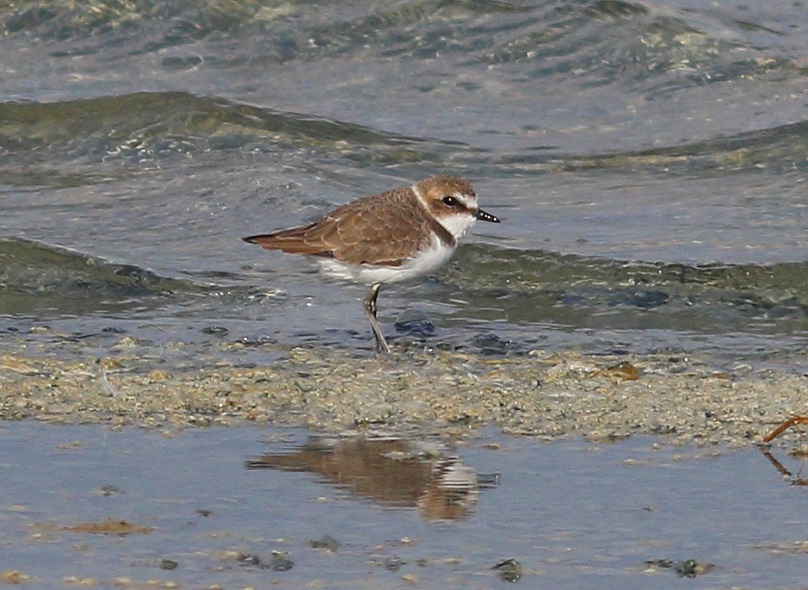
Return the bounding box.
[2,341,806,446]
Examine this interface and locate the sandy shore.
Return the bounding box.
[2,342,806,447]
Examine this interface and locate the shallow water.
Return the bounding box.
[1,0,807,362]
[1,423,807,588]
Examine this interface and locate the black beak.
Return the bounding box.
[476,208,500,223]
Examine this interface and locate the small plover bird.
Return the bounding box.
[243,175,500,353]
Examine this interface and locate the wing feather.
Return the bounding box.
[244,188,455,266]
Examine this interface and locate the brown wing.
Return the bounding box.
[243,188,454,266]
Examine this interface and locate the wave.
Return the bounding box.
[3,236,805,340]
[0,237,201,316]
[446,243,808,314]
[526,120,808,175]
[0,92,471,171]
[2,91,805,179]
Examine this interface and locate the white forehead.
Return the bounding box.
[450,189,478,208]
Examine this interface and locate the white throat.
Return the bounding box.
[437,211,476,240]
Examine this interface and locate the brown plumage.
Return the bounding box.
[243,184,455,267]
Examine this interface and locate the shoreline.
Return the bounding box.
[2,346,805,447]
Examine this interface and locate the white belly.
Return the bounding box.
[318,239,456,285]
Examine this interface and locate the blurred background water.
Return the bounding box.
[1,0,807,363]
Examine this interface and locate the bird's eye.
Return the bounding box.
[442,196,459,207]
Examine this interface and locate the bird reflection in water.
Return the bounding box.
[246,436,498,521]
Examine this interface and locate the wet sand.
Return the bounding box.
[2,341,805,446]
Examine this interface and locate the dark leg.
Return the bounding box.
[363,283,390,353]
